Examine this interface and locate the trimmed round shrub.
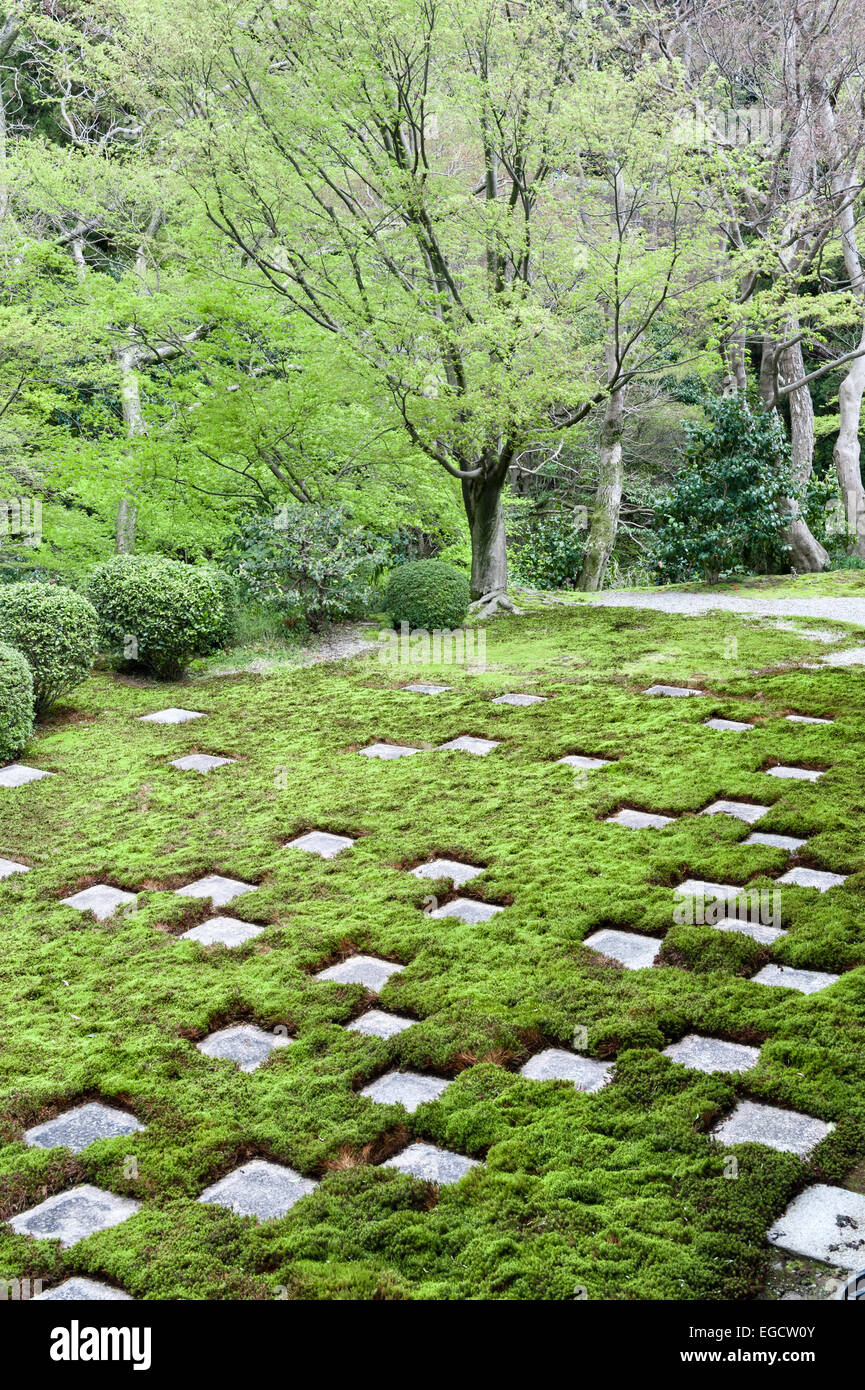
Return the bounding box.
[0,642,34,762]
[85,555,237,679]
[384,559,470,631]
[0,582,99,714]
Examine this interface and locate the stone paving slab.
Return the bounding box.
[520,1048,612,1091]
[411,859,484,887]
[778,867,848,892]
[712,916,787,945]
[752,963,840,994]
[766,765,824,781]
[170,754,236,772]
[702,799,770,824]
[35,1277,134,1300]
[557,754,611,769]
[285,830,354,858]
[175,874,255,906]
[179,916,265,947]
[786,714,834,725]
[359,1070,451,1112]
[359,742,422,759]
[606,808,675,829]
[198,1159,317,1221]
[768,1185,865,1269]
[436,735,500,755]
[197,1024,291,1072]
[61,884,137,920]
[675,879,746,904]
[24,1102,144,1153]
[0,764,53,787]
[820,646,865,666]
[492,693,546,706]
[347,1009,416,1039]
[0,856,29,878]
[428,898,503,923]
[138,708,204,724]
[583,928,662,970]
[644,684,705,696]
[383,1143,480,1185]
[7,1184,141,1248]
[402,683,451,694]
[713,1099,834,1156]
[703,718,754,731]
[744,832,808,853]
[315,955,405,991]
[662,1034,760,1074]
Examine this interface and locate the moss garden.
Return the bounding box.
[1,602,864,1302]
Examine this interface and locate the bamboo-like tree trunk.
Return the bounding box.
[578,367,625,592]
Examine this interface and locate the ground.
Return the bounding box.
[1,600,864,1300]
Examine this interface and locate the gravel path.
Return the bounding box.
[580,589,865,628]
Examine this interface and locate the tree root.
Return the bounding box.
[469,589,523,619]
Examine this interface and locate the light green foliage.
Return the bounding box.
[0,641,35,762]
[0,583,99,715]
[384,560,471,631]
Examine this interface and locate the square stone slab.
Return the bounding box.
[786,714,834,725]
[744,832,808,853]
[752,964,840,995]
[315,955,405,991]
[778,867,848,892]
[675,879,745,905]
[712,916,787,945]
[61,884,137,920]
[196,1024,291,1072]
[346,1010,415,1039]
[285,830,353,858]
[437,735,500,755]
[0,856,29,878]
[35,1278,133,1301]
[138,708,205,724]
[382,1143,480,1185]
[175,874,255,907]
[583,929,662,970]
[644,684,704,696]
[411,859,484,887]
[703,718,754,731]
[402,683,451,694]
[606,808,675,830]
[0,764,52,787]
[24,1102,145,1153]
[768,1185,865,1269]
[359,1070,450,1112]
[766,765,824,781]
[712,1099,834,1156]
[428,898,503,924]
[557,754,611,770]
[662,1034,760,1074]
[179,916,265,947]
[520,1048,612,1092]
[359,742,422,759]
[198,1159,316,1221]
[702,800,770,824]
[492,693,546,706]
[170,754,235,773]
[7,1184,141,1248]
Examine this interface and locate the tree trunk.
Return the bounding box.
[777,337,829,572]
[114,344,147,554]
[834,326,865,560]
[578,376,625,591]
[462,475,507,601]
[115,496,138,554]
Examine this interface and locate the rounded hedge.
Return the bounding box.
[0,641,34,763]
[85,555,237,679]
[384,559,470,631]
[0,582,99,715]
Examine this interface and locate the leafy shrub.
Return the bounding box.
[650,396,797,584]
[85,555,237,679]
[0,642,34,761]
[0,581,99,713]
[384,559,470,630]
[510,512,587,590]
[224,507,386,632]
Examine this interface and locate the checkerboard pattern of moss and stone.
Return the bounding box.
[1,604,864,1301]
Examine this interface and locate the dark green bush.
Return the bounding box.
[0,641,34,762]
[384,559,470,630]
[0,582,99,714]
[85,555,237,679]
